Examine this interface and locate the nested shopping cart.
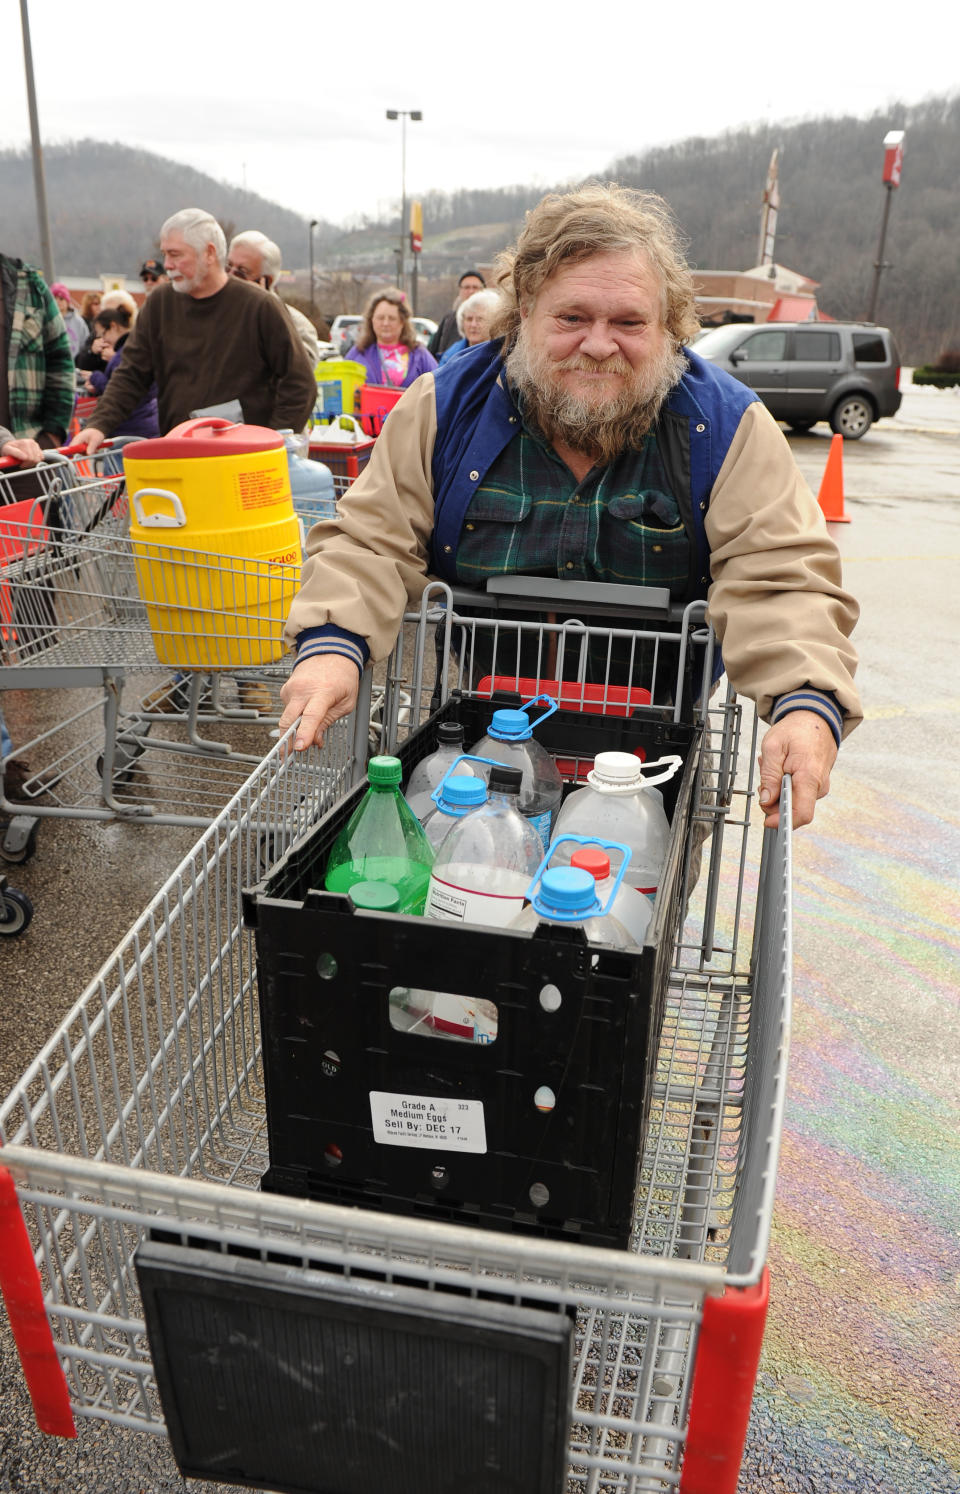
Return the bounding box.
[0,446,357,835]
[0,584,790,1494]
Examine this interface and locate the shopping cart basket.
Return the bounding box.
[0,446,306,829]
[0,590,791,1494]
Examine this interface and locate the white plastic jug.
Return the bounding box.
[550,750,682,900]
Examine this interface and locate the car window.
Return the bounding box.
[853,333,889,363]
[688,325,753,358]
[792,331,841,361]
[738,330,787,360]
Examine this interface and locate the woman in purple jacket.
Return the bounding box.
[347,287,437,390]
[85,307,159,438]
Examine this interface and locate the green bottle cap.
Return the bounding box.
[350,881,400,911]
[367,755,403,786]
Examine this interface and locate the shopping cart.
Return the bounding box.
[0,586,791,1494]
[0,445,306,830]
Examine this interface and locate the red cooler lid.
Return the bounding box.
[126,418,285,461]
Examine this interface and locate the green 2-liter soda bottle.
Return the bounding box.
[324,756,434,913]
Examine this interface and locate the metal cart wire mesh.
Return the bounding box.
[0,595,791,1494]
[0,450,358,832]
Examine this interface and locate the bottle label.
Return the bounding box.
[426,873,525,928]
[526,808,553,852]
[369,1091,487,1153]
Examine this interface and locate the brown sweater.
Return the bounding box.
[90,276,315,436]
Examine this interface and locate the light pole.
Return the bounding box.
[866,130,905,324]
[309,219,318,321]
[385,109,422,299]
[19,0,55,283]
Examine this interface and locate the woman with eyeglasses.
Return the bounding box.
[346,287,437,391]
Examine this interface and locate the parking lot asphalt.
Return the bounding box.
[2,380,958,1493]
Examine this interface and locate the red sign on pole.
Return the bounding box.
[882,130,905,188]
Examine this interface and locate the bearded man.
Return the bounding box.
[280,185,861,829]
[74,208,315,445]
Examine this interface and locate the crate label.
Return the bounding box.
[369,1091,487,1153]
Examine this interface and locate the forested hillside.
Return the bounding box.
[3,95,957,361]
[608,94,960,362]
[0,140,337,276]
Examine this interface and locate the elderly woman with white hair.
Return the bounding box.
[437,288,502,365]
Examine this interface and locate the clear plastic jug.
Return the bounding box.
[567,842,652,947]
[281,428,336,525]
[404,721,475,822]
[509,864,634,949]
[420,772,487,850]
[470,693,563,851]
[424,763,543,928]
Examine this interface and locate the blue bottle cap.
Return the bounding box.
[533,867,601,921]
[439,777,486,809]
[488,707,532,741]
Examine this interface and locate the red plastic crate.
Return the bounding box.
[357,383,402,436]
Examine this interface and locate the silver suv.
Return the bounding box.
[693,321,902,438]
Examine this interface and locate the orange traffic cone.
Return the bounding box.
[816,433,850,523]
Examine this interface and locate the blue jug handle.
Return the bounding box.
[524,833,632,919]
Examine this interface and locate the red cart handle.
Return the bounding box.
[680,1268,770,1493]
[0,1164,76,1437]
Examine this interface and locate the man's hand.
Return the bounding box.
[278,654,361,749]
[72,427,106,454]
[0,437,44,466]
[757,710,838,830]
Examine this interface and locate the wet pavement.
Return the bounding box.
[2,383,959,1492]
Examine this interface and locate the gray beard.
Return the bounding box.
[504,325,687,465]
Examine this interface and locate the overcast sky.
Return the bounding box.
[2,1,956,229]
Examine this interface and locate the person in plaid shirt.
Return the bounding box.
[1,253,74,788]
[0,253,75,450]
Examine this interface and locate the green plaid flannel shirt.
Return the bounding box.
[456,419,691,594]
[3,257,75,443]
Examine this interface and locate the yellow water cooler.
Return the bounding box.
[124,418,302,669]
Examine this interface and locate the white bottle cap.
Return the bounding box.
[586,751,684,794]
[588,751,646,789]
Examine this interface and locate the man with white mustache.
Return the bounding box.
[280,185,861,831]
[74,207,315,445]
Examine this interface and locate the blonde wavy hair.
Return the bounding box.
[100,289,139,325]
[491,183,700,347]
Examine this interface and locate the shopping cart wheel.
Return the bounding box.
[0,880,32,936]
[0,814,40,866]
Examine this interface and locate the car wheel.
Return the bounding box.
[786,419,816,433]
[830,395,874,439]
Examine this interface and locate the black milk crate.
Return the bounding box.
[243,693,701,1248]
